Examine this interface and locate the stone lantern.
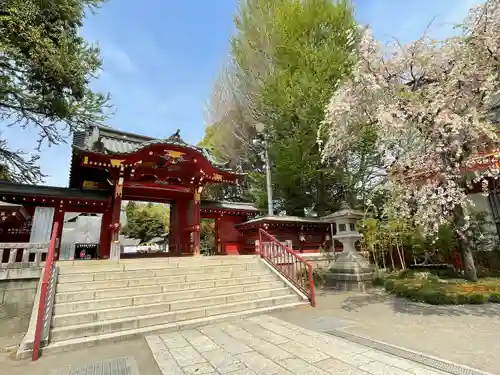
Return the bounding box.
[322,202,374,292]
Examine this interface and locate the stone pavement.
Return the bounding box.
[49,357,140,375]
[0,338,161,375]
[271,291,500,374]
[145,314,456,375]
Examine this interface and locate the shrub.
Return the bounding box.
[384,279,396,292]
[397,269,415,279]
[488,292,500,303]
[372,277,385,287]
[312,268,326,287]
[382,276,500,305]
[467,293,488,304]
[456,293,470,304]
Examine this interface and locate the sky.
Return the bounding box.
[1,0,485,187]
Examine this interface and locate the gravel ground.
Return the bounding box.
[271,290,500,375]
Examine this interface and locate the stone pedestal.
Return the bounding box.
[325,251,374,292]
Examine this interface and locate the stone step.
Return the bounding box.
[57,255,258,268]
[53,280,287,314]
[56,256,260,274]
[54,274,280,303]
[23,301,307,359]
[52,287,293,327]
[56,267,269,293]
[57,261,263,279]
[49,295,300,342]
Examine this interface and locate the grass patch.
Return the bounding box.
[375,273,500,305]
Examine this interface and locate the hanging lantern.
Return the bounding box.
[299,231,306,242]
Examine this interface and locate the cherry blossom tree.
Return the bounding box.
[320,0,500,281]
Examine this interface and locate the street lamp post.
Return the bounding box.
[255,123,273,216]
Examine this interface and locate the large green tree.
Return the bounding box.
[0,0,110,183]
[122,202,170,243]
[204,0,359,215]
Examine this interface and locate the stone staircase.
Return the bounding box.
[42,255,307,354]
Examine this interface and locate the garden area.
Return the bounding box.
[310,209,500,305]
[362,212,500,305]
[374,269,500,305]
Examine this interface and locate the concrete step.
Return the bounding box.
[54,274,280,303]
[56,256,260,275]
[53,280,287,314]
[26,301,307,358]
[56,267,271,293]
[57,262,264,282]
[57,255,258,268]
[52,287,293,327]
[49,294,300,342]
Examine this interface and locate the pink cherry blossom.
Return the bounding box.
[320,0,500,236]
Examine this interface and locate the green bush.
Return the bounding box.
[467,293,489,304]
[397,269,415,279]
[372,277,385,287]
[384,279,396,292]
[382,278,500,305]
[488,292,500,303]
[456,293,470,304]
[312,269,326,287]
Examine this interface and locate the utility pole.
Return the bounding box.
[255,123,273,216]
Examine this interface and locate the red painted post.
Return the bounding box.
[52,210,64,261]
[192,189,201,256]
[32,222,59,361]
[308,263,316,307]
[99,208,112,259]
[258,229,263,258]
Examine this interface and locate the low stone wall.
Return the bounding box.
[0,268,41,337]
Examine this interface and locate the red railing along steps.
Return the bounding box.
[258,228,316,306]
[32,222,59,361]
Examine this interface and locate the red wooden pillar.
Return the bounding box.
[52,209,65,261]
[109,177,123,260]
[99,208,112,259]
[192,189,201,256]
[215,216,221,255]
[176,200,188,254]
[169,202,177,254]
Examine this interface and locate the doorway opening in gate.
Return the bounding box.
[200,218,216,255]
[120,201,170,257]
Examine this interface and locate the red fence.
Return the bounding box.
[258,229,316,306]
[32,222,59,361]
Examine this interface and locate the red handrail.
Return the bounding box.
[32,222,59,361]
[258,228,316,307]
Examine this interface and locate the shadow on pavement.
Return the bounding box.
[338,290,500,317]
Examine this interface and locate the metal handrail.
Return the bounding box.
[258,228,316,307]
[32,222,59,361]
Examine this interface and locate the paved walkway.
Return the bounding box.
[271,291,500,375]
[0,338,161,375]
[0,305,493,375]
[145,315,457,375]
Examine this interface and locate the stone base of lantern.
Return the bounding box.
[325,251,374,292]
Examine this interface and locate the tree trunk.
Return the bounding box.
[371,245,379,269]
[396,242,405,269]
[389,246,395,270]
[454,205,478,281]
[458,234,478,281]
[381,247,387,269]
[316,171,326,217]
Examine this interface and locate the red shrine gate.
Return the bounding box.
[70,127,245,259]
[0,126,260,260]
